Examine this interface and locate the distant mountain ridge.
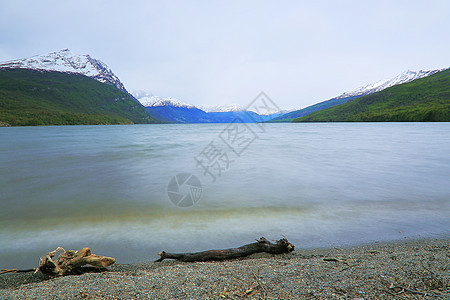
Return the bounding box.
[136,95,197,109]
[336,69,443,99]
[271,68,445,122]
[133,94,283,123]
[293,68,450,122]
[201,104,245,113]
[0,49,128,92]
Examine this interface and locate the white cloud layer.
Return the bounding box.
[1,0,449,109]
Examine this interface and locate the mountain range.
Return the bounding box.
[135,67,445,123]
[270,69,444,122]
[134,94,284,123]
[0,49,448,126]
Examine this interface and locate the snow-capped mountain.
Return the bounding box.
[337,69,442,99]
[270,67,447,122]
[201,104,245,113]
[133,92,245,112]
[201,104,290,114]
[136,95,196,109]
[133,92,282,123]
[0,49,127,92]
[132,90,153,99]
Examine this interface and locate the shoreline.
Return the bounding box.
[1,237,448,299]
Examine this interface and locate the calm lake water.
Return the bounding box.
[1,123,449,268]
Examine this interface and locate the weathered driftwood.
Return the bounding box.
[155,237,295,262]
[1,247,115,277]
[36,247,115,277]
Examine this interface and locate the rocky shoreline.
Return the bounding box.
[1,238,448,299]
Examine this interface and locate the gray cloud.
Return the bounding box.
[1,0,449,109]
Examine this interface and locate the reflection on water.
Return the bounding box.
[0,123,449,268]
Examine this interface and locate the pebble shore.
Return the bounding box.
[1,238,448,299]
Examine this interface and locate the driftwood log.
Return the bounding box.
[36,247,115,277]
[155,237,295,262]
[1,247,115,277]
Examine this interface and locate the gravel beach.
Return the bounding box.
[1,238,448,299]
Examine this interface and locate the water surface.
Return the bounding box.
[0,123,449,268]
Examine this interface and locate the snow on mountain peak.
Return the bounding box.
[134,92,249,112]
[337,68,443,99]
[200,104,245,113]
[137,95,196,109]
[134,92,287,115]
[203,104,287,115]
[0,49,127,92]
[132,90,154,99]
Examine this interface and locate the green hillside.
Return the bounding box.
[0,69,161,126]
[268,96,359,122]
[294,68,450,122]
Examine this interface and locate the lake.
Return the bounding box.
[1,123,449,268]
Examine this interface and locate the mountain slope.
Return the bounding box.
[0,49,128,92]
[271,69,443,122]
[293,68,450,122]
[336,69,441,99]
[269,96,359,122]
[0,69,160,126]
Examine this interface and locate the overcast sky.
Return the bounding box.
[1,0,449,109]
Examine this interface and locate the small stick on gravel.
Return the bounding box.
[323,257,349,265]
[384,288,408,299]
[384,280,439,298]
[251,271,268,298]
[338,264,358,273]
